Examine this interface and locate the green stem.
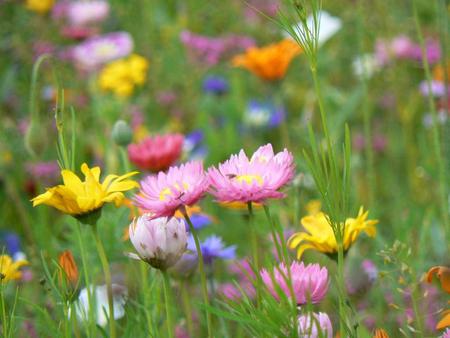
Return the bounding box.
[412,0,449,233]
[161,270,174,338]
[183,211,212,338]
[411,279,425,338]
[75,223,94,337]
[92,226,116,338]
[181,281,195,337]
[247,202,261,306]
[1,284,7,338]
[336,238,347,337]
[140,262,153,335]
[119,146,131,173]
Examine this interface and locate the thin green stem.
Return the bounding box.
[247,202,261,306]
[119,146,131,172]
[1,284,7,338]
[411,280,425,338]
[412,0,449,232]
[75,223,94,337]
[161,270,174,338]
[183,211,212,338]
[92,226,116,338]
[140,262,153,335]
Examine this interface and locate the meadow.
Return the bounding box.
[0,0,449,337]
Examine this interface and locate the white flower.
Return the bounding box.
[352,54,381,79]
[287,11,342,47]
[73,284,128,327]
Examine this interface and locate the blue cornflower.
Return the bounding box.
[188,235,236,265]
[202,76,229,95]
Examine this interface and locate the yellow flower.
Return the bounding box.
[288,206,378,258]
[232,39,302,81]
[0,255,28,283]
[98,54,149,97]
[32,163,139,217]
[26,0,54,14]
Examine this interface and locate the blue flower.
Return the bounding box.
[243,100,285,129]
[188,235,236,264]
[202,76,229,95]
[183,130,208,160]
[0,232,26,261]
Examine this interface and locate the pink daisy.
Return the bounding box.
[128,133,184,172]
[260,261,329,305]
[134,161,209,218]
[207,144,295,203]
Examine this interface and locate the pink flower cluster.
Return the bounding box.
[180,30,255,66]
[375,35,441,66]
[133,144,295,218]
[260,261,329,305]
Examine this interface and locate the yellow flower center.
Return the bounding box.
[159,182,189,201]
[235,174,264,186]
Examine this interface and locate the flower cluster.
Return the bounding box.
[98,54,149,97]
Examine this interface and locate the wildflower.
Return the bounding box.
[243,100,285,129]
[441,328,450,338]
[426,266,450,294]
[1,232,27,262]
[71,32,133,70]
[288,10,342,47]
[208,144,295,203]
[353,54,382,79]
[58,250,79,285]
[26,161,59,185]
[260,261,328,305]
[183,130,208,161]
[128,216,188,270]
[0,255,28,283]
[232,39,301,81]
[187,235,236,265]
[98,54,149,97]
[26,0,54,14]
[180,30,255,66]
[62,1,109,27]
[297,312,333,338]
[373,328,390,338]
[134,161,209,218]
[202,75,229,95]
[288,207,378,258]
[73,284,127,327]
[127,133,184,172]
[31,163,138,222]
[219,259,256,300]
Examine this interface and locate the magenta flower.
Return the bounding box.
[297,312,333,338]
[260,261,329,305]
[134,161,209,218]
[128,133,184,172]
[70,32,133,70]
[129,215,188,270]
[208,144,295,203]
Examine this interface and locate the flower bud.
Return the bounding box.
[58,250,79,286]
[298,312,333,338]
[129,215,188,270]
[112,120,132,146]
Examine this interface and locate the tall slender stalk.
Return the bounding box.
[183,211,212,338]
[1,284,7,338]
[412,0,449,233]
[247,202,261,305]
[161,270,174,338]
[181,281,195,337]
[92,226,116,338]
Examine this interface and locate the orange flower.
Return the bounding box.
[437,308,450,330]
[433,62,450,82]
[426,266,450,293]
[58,251,79,285]
[372,329,389,338]
[232,39,301,81]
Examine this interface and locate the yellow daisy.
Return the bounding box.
[32,163,138,218]
[0,255,28,283]
[288,206,378,258]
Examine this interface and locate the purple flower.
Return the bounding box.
[297,312,333,338]
[183,130,208,161]
[244,100,286,129]
[169,251,198,278]
[202,75,229,95]
[70,32,133,70]
[419,80,447,97]
[187,235,236,265]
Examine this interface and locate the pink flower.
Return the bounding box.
[128,134,184,172]
[207,144,295,203]
[260,261,328,305]
[70,32,133,70]
[66,1,109,26]
[129,215,188,270]
[297,312,333,338]
[134,161,209,218]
